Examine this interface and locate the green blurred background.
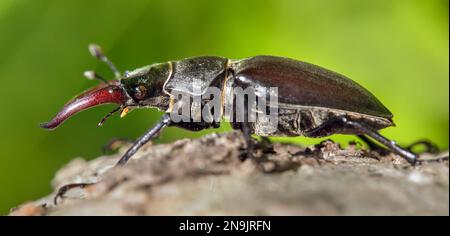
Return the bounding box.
[0,0,448,214]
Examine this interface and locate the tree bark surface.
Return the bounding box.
[10,132,449,216]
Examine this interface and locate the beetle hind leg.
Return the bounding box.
[357,134,390,155]
[306,116,448,165]
[405,140,440,154]
[341,118,448,164]
[345,119,417,164]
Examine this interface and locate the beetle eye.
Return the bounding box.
[133,84,148,100]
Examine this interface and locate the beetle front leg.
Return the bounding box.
[115,113,172,166]
[53,114,171,205]
[54,183,95,205]
[357,134,389,155]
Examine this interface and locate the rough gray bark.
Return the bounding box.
[10,132,449,216]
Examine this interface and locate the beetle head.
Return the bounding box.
[120,76,162,106]
[120,63,169,107]
[41,44,169,130]
[41,71,169,130]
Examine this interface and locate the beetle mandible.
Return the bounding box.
[42,44,442,167]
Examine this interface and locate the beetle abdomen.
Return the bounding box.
[231,56,393,120]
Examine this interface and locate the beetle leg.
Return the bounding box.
[350,122,448,164]
[53,114,171,204]
[333,117,448,165]
[405,140,440,154]
[238,95,255,161]
[305,117,417,164]
[357,135,390,155]
[54,182,95,205]
[343,117,418,164]
[255,136,275,154]
[115,113,172,166]
[240,121,254,161]
[53,113,171,204]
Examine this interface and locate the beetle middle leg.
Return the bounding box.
[405,140,440,154]
[237,95,255,161]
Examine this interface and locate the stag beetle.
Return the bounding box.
[42,44,448,203]
[42,44,445,168]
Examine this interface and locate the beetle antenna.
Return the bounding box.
[97,106,121,127]
[83,70,110,84]
[88,44,121,78]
